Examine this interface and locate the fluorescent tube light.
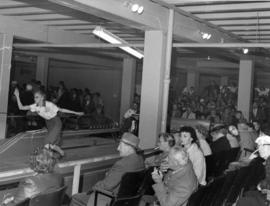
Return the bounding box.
[93,26,144,59]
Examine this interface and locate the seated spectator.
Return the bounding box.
[121,103,139,135]
[2,147,64,205]
[255,86,270,97]
[69,89,82,112]
[82,94,95,115]
[206,109,221,123]
[238,123,258,160]
[237,135,270,206]
[93,92,104,111]
[171,104,181,118]
[232,110,247,126]
[179,126,206,185]
[252,121,265,137]
[181,106,196,119]
[210,124,231,154]
[226,125,240,148]
[146,133,175,171]
[220,107,233,125]
[251,102,266,126]
[194,125,212,156]
[92,105,113,125]
[150,146,198,206]
[86,133,145,206]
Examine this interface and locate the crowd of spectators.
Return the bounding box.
[170,80,270,132]
[8,79,105,115]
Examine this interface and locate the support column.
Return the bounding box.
[186,71,199,89]
[237,59,254,120]
[139,30,166,149]
[36,56,49,87]
[221,76,229,86]
[120,58,136,120]
[0,34,13,139]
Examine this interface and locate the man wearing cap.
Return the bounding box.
[86,132,145,206]
[210,124,231,154]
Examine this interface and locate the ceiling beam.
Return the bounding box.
[15,51,122,68]
[179,2,270,13]
[0,14,97,44]
[197,11,270,20]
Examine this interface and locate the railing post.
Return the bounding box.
[72,164,81,195]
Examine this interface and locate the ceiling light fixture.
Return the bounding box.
[92,26,144,59]
[124,1,144,14]
[243,48,249,54]
[201,32,212,40]
[137,6,144,14]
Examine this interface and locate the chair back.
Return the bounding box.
[187,185,211,206]
[211,170,238,206]
[15,198,30,206]
[111,170,146,206]
[112,195,142,206]
[116,170,146,198]
[29,185,67,206]
[224,166,250,205]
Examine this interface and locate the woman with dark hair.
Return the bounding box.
[180,126,206,185]
[226,125,240,148]
[2,147,64,205]
[14,88,83,156]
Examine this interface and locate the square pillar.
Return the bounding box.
[237,60,254,120]
[0,34,13,139]
[120,57,136,119]
[36,56,49,87]
[139,30,166,149]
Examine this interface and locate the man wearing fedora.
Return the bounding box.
[87,132,145,206]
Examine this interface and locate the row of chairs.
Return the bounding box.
[16,186,67,206]
[187,157,265,206]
